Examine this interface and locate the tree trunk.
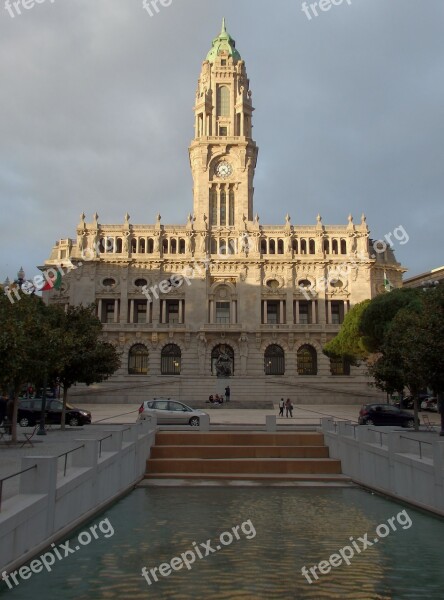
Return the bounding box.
[61,385,69,431]
[11,385,20,443]
[413,393,420,432]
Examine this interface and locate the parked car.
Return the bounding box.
[358,404,415,428]
[18,398,91,427]
[421,398,438,412]
[137,398,208,426]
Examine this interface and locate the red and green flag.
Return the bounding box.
[40,271,63,291]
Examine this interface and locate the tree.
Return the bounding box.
[323,300,371,365]
[49,305,121,429]
[0,293,61,441]
[359,288,421,353]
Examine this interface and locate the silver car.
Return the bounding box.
[137,398,208,426]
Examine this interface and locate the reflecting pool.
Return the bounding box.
[1,486,444,599]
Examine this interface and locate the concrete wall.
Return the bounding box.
[322,418,444,515]
[0,419,157,573]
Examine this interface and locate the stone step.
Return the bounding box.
[143,473,353,483]
[154,431,325,447]
[150,445,330,459]
[146,457,342,475]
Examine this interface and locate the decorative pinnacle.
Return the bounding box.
[221,17,227,34]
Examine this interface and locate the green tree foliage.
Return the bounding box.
[46,305,121,429]
[359,288,421,353]
[323,300,371,365]
[0,293,61,441]
[0,295,121,438]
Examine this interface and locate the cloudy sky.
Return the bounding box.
[1,0,443,284]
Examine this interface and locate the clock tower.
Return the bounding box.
[189,19,259,233]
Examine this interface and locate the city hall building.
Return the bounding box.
[43,21,404,405]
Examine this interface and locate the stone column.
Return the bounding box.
[280,300,285,325]
[161,300,167,324]
[179,300,184,324]
[129,300,134,324]
[311,301,317,324]
[263,300,268,324]
[327,300,332,324]
[295,300,300,324]
[114,299,119,323]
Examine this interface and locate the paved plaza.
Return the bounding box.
[0,403,441,502]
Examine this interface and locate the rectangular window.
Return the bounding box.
[167,301,179,324]
[331,301,344,325]
[219,126,228,136]
[210,187,217,226]
[135,301,147,324]
[220,189,227,226]
[229,189,235,226]
[103,301,115,324]
[216,302,230,324]
[266,301,279,324]
[299,301,311,325]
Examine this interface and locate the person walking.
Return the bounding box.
[287,398,293,418]
[285,398,293,418]
[225,386,231,403]
[278,398,285,417]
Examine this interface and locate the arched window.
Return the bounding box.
[220,188,227,226]
[330,356,351,376]
[210,187,217,226]
[269,239,276,254]
[211,238,218,254]
[332,239,339,255]
[297,345,318,376]
[128,344,149,375]
[277,239,284,254]
[131,239,137,253]
[309,239,315,254]
[139,238,146,254]
[99,238,106,254]
[179,239,186,254]
[323,239,330,254]
[162,239,168,254]
[211,344,234,376]
[116,238,123,253]
[228,238,236,255]
[147,239,154,254]
[161,344,181,375]
[260,239,267,254]
[340,239,347,255]
[217,86,230,117]
[264,345,285,375]
[293,239,299,254]
[170,239,177,254]
[300,239,307,254]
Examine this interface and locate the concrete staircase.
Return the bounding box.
[145,431,350,483]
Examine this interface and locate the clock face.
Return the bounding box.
[215,161,233,179]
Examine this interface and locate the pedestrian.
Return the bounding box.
[285,398,292,418]
[286,398,293,418]
[278,398,285,417]
[225,386,231,403]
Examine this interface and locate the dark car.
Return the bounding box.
[358,404,415,428]
[18,398,91,427]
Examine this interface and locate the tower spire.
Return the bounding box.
[221,17,227,35]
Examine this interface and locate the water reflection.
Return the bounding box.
[1,487,443,599]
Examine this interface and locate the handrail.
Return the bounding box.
[98,434,113,458]
[366,427,389,447]
[58,445,85,477]
[399,436,433,460]
[94,409,139,423]
[0,465,37,511]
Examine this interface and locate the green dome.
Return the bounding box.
[206,18,241,64]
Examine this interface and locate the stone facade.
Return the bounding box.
[42,21,405,405]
